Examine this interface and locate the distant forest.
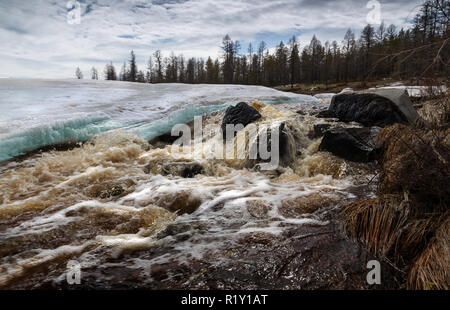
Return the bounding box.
[77,0,449,87]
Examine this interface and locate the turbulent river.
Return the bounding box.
[0,80,385,289]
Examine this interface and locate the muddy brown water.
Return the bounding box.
[0,102,403,289]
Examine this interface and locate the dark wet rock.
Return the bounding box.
[92,185,125,199]
[149,132,180,146]
[99,186,124,199]
[309,124,332,139]
[157,222,193,239]
[162,162,204,178]
[157,221,207,240]
[325,89,419,127]
[221,102,261,139]
[246,201,271,219]
[86,180,136,200]
[316,110,335,119]
[246,122,298,168]
[155,191,202,215]
[149,121,195,147]
[275,122,297,167]
[319,127,381,162]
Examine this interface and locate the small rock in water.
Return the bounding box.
[99,185,125,199]
[162,162,204,178]
[315,109,335,119]
[221,102,261,139]
[156,191,202,215]
[319,127,381,163]
[310,124,332,139]
[246,200,271,219]
[156,221,207,240]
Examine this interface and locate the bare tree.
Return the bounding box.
[75,67,83,79]
[153,50,163,83]
[91,67,98,80]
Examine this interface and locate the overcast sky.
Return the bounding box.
[0,0,423,79]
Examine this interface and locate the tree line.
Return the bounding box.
[77,0,449,87]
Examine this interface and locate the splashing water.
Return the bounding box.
[0,82,375,289]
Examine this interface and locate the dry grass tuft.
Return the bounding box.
[416,96,450,129]
[377,123,449,207]
[341,195,440,265]
[407,215,450,290]
[341,95,449,289]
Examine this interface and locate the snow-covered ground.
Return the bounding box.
[314,84,448,103]
[314,93,336,104]
[370,84,448,97]
[0,79,321,162]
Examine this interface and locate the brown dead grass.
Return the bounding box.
[377,123,449,207]
[341,195,441,265]
[341,95,449,290]
[407,215,450,290]
[416,96,450,129]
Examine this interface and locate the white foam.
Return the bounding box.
[0,242,93,286]
[0,200,144,238]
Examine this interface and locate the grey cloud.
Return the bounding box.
[0,0,424,78]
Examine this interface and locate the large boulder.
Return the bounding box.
[222,102,262,139]
[325,89,419,127]
[319,127,381,162]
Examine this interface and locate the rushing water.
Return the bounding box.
[0,81,376,289]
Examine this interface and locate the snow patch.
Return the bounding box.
[0,79,321,162]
